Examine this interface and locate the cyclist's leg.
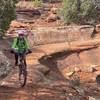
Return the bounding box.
[23,50,27,67]
[15,53,18,66]
[12,49,19,66]
[21,50,27,67]
[23,54,27,67]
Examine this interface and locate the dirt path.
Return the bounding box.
[0,53,99,100]
[0,49,44,100]
[0,34,70,100]
[0,50,76,100]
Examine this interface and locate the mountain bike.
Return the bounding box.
[17,49,32,87]
[18,52,27,87]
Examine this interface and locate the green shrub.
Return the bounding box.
[33,0,43,7]
[0,0,16,35]
[59,0,78,23]
[58,0,99,24]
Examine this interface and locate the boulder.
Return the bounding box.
[33,64,50,75]
[88,96,99,100]
[96,24,100,33]
[45,13,59,22]
[31,25,94,45]
[81,66,96,73]
[66,96,87,100]
[10,20,29,28]
[30,69,48,84]
[79,47,100,65]
[56,53,81,76]
[96,74,100,84]
[50,7,58,14]
[0,51,12,80]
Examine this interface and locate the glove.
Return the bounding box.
[28,49,32,53]
[10,49,14,53]
[10,48,18,54]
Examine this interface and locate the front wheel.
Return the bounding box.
[19,65,27,87]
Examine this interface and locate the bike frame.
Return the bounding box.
[18,53,26,66]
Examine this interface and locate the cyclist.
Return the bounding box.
[11,30,31,66]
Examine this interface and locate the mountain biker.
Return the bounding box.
[11,30,31,66]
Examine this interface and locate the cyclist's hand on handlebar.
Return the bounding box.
[10,49,14,53]
[27,49,32,54]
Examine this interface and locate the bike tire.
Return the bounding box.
[19,64,27,87]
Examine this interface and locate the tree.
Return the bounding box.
[59,0,100,24]
[0,0,16,35]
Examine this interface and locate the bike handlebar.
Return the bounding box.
[2,47,47,57]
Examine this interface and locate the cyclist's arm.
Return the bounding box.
[24,38,29,49]
[11,38,18,49]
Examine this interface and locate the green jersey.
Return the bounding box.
[12,37,29,52]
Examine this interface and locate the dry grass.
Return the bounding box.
[16,1,44,9]
[16,1,34,9]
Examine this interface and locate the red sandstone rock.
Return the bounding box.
[10,20,29,28]
[96,24,100,33]
[46,13,59,22]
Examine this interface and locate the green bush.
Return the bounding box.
[0,0,16,35]
[59,0,99,24]
[33,0,43,7]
